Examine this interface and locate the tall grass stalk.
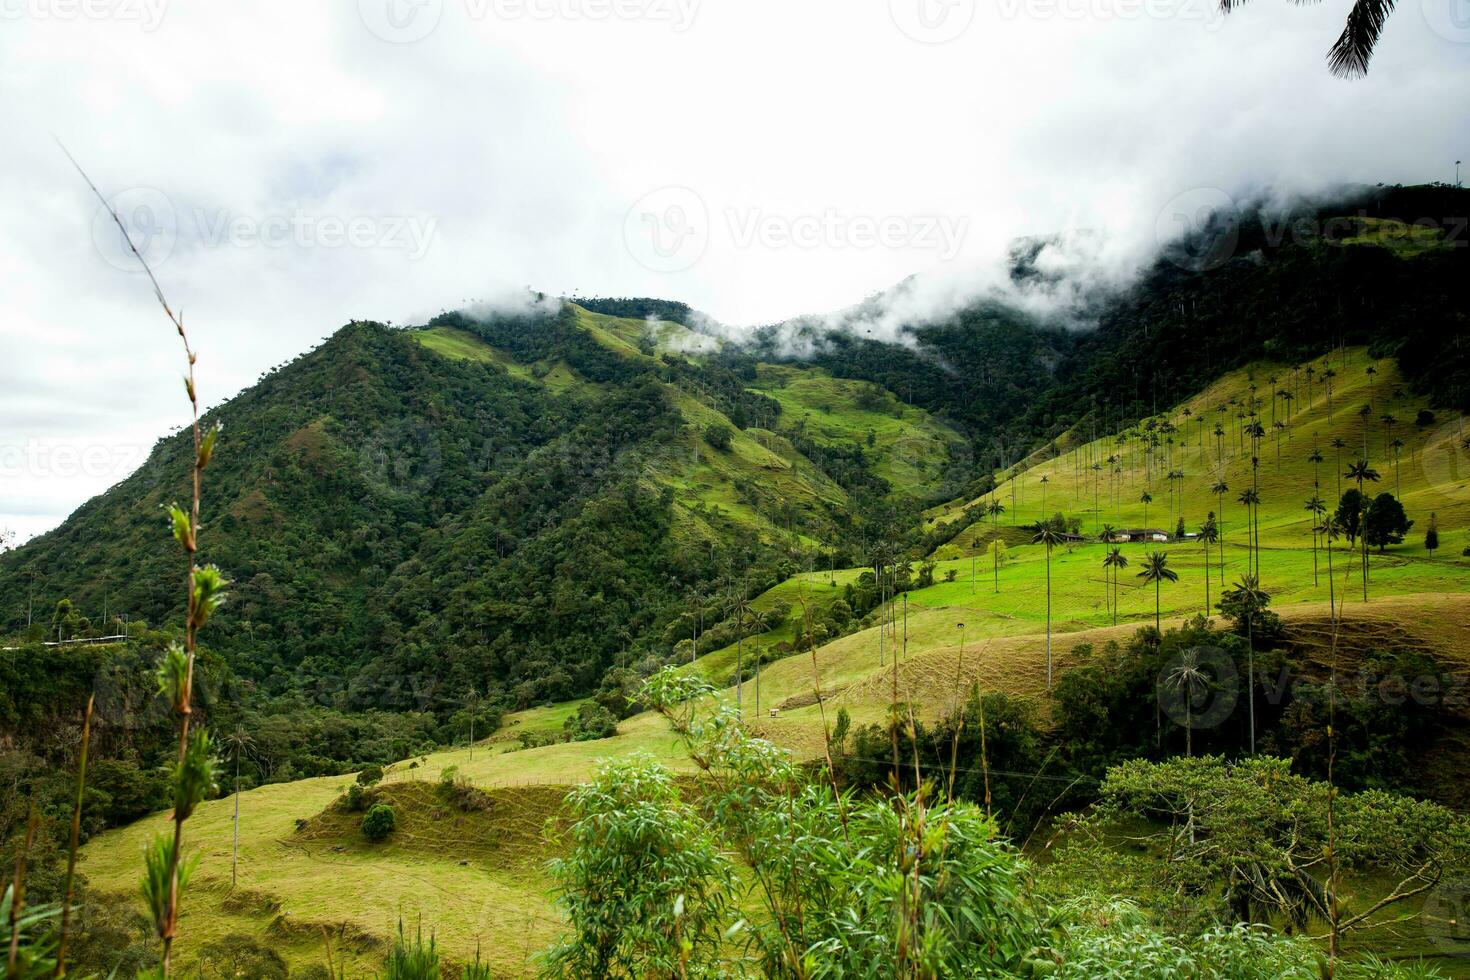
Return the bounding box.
[61,144,226,976]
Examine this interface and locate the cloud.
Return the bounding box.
[1,0,1466,540]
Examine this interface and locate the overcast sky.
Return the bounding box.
[1,0,1467,543]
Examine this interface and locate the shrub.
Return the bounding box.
[344,782,374,813]
[361,803,396,841]
[357,765,384,787]
[702,422,733,451]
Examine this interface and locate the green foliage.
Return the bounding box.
[384,920,441,980]
[140,833,197,939]
[1075,756,1470,932]
[1364,491,1413,550]
[639,668,1040,977]
[0,885,60,979]
[361,803,396,842]
[561,702,618,742]
[357,765,384,787]
[542,756,734,978]
[702,421,733,451]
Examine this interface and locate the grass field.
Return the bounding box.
[76,347,1470,976]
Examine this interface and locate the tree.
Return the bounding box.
[1198,516,1219,617]
[1345,461,1381,601]
[1139,491,1153,536]
[1033,525,1066,690]
[361,804,396,841]
[1426,513,1440,555]
[1164,651,1211,757]
[1363,492,1413,552]
[1102,547,1129,627]
[989,538,1006,594]
[1219,574,1270,755]
[725,579,754,719]
[1085,757,1470,938]
[1307,448,1324,489]
[702,422,732,452]
[543,757,733,978]
[221,727,254,890]
[1236,489,1260,578]
[1305,494,1326,587]
[1136,551,1178,635]
[1211,479,1229,585]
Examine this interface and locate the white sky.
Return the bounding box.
[2,0,1467,543]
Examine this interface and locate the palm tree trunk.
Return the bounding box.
[1045,549,1053,691]
[1247,613,1256,756]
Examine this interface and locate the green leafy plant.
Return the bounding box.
[361,804,397,842]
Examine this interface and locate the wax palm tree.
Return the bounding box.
[1345,460,1381,601]
[1330,437,1347,499]
[1136,551,1178,637]
[1040,473,1049,516]
[1305,494,1327,586]
[1237,488,1261,578]
[1139,491,1153,538]
[1390,437,1405,496]
[988,499,1005,526]
[726,579,753,718]
[1103,546,1129,626]
[1033,525,1066,691]
[1308,447,1324,490]
[1211,478,1230,584]
[1224,573,1270,754]
[1165,650,1211,757]
[222,726,254,890]
[1318,514,1341,626]
[1198,516,1219,617]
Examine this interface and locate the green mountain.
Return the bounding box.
[0,302,962,711]
[3,184,1466,720]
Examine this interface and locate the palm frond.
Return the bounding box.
[1327,0,1398,78]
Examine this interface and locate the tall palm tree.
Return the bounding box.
[1318,514,1342,630]
[1330,437,1347,499]
[1165,650,1211,757]
[1139,491,1153,538]
[1345,460,1381,602]
[222,726,255,890]
[1033,525,1066,691]
[1390,437,1405,496]
[1308,447,1324,490]
[1040,473,1050,517]
[1136,551,1179,635]
[1305,494,1327,586]
[1198,516,1219,617]
[1211,479,1230,585]
[988,500,1005,526]
[1102,545,1128,626]
[1237,488,1261,578]
[1225,573,1270,755]
[727,579,753,719]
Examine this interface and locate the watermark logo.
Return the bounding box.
[358,0,443,42]
[91,187,177,273]
[889,0,975,42]
[0,439,144,481]
[1425,877,1470,958]
[624,186,709,273]
[1156,645,1239,731]
[1419,419,1470,491]
[0,0,169,30]
[1155,187,1240,272]
[726,208,968,261]
[89,187,438,268]
[1423,0,1470,44]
